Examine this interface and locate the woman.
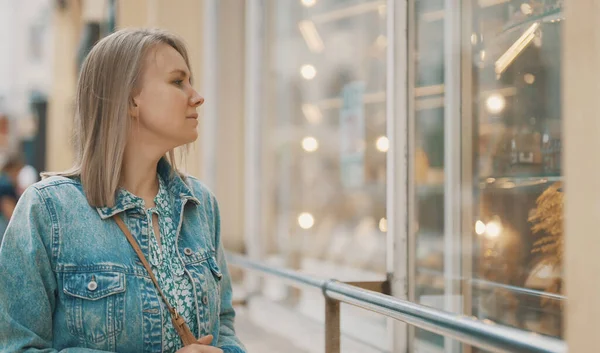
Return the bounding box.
[0,28,246,353]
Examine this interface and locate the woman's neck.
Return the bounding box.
[120,147,162,201]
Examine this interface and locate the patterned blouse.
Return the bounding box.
[121,175,198,351]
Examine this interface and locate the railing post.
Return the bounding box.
[325,297,340,353]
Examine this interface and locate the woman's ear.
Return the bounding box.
[129,96,139,118]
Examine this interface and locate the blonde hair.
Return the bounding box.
[44,28,192,207]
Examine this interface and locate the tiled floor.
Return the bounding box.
[235,306,308,353]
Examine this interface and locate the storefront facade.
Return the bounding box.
[225,0,574,352]
[112,0,598,351]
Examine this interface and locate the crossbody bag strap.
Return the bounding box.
[113,216,198,345]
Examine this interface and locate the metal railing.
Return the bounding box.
[227,253,567,353]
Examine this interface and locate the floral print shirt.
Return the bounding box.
[120,175,198,351]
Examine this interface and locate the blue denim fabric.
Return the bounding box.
[0,159,246,353]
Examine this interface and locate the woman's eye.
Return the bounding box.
[173,80,184,86]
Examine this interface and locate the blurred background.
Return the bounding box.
[0,0,595,352]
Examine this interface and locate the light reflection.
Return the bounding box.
[376,136,389,152]
[524,73,536,84]
[379,217,388,232]
[475,219,503,238]
[302,104,322,124]
[475,220,486,235]
[486,221,502,238]
[520,3,533,15]
[375,35,387,48]
[486,94,506,114]
[495,22,540,76]
[301,136,319,152]
[300,64,317,80]
[298,212,315,229]
[500,181,516,189]
[298,20,324,53]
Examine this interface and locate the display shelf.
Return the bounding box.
[500,7,564,35]
[316,90,385,110]
[415,84,445,97]
[311,85,446,111]
[416,175,562,195]
[479,175,562,190]
[417,267,565,302]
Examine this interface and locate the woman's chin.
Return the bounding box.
[184,130,199,144]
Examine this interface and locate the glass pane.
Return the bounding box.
[470,0,564,340]
[411,0,446,349]
[410,0,564,350]
[260,0,388,349]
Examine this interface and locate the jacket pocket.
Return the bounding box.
[62,271,126,343]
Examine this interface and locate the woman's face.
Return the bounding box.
[130,43,203,152]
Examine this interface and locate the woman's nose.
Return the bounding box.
[190,91,204,107]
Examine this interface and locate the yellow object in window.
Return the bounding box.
[415,147,429,184]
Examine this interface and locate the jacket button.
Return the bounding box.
[87,281,98,291]
[202,295,209,305]
[184,248,193,256]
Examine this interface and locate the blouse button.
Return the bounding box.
[87,280,98,291]
[202,296,209,305]
[184,248,193,256]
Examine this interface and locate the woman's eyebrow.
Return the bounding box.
[169,69,189,76]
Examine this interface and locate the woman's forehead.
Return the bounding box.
[144,43,189,75]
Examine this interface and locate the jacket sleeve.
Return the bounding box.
[211,194,247,353]
[0,187,110,353]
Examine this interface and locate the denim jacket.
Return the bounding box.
[0,159,246,353]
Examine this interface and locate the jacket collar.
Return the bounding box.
[96,158,200,219]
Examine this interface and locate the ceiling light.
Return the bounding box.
[298,20,324,53]
[524,73,535,84]
[301,64,317,80]
[379,218,388,232]
[475,220,486,235]
[495,22,540,77]
[376,136,389,152]
[301,136,319,152]
[302,104,322,124]
[298,212,315,229]
[486,94,506,114]
[486,221,502,238]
